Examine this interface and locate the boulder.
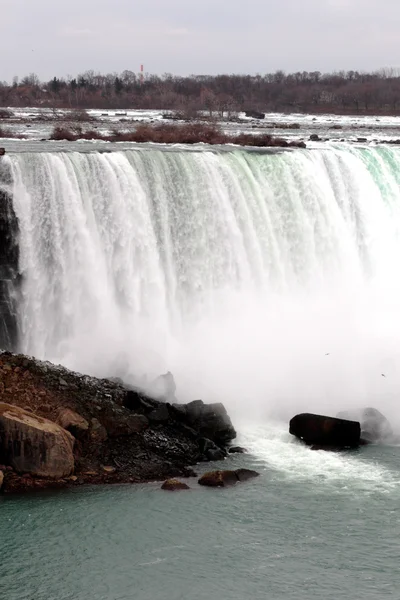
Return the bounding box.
[336,407,393,444]
[56,408,89,439]
[89,418,108,442]
[147,404,170,424]
[0,148,5,157]
[228,446,247,454]
[235,468,259,482]
[161,479,190,491]
[198,468,260,487]
[123,389,157,413]
[0,403,74,478]
[98,409,148,437]
[289,413,361,448]
[245,110,265,120]
[184,400,236,446]
[309,134,320,141]
[198,470,238,487]
[198,437,227,461]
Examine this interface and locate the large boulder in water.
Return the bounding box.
[198,468,259,487]
[289,413,361,448]
[0,403,75,478]
[161,478,190,491]
[336,407,393,444]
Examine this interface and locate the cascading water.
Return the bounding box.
[3,144,400,422]
[0,158,20,351]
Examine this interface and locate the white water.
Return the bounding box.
[7,144,400,429]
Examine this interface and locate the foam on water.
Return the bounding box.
[239,422,400,494]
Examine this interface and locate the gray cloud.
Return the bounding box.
[0,0,398,81]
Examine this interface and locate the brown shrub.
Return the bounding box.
[50,127,78,141]
[0,127,19,138]
[0,109,13,119]
[49,123,306,148]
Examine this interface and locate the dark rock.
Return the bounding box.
[198,437,227,461]
[123,389,156,413]
[206,448,226,461]
[169,403,187,420]
[235,468,259,482]
[89,418,108,442]
[290,141,306,148]
[336,407,393,444]
[309,134,320,141]
[0,148,5,156]
[161,478,190,491]
[357,137,368,143]
[184,400,236,446]
[245,110,265,119]
[147,404,170,423]
[289,413,360,448]
[100,409,148,437]
[198,470,238,487]
[228,446,247,454]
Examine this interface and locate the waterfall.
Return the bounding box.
[0,158,19,350]
[3,144,400,417]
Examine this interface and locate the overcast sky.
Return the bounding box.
[0,0,398,81]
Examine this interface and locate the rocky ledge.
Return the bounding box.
[0,351,236,493]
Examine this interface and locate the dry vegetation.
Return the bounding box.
[49,123,306,148]
[0,127,20,139]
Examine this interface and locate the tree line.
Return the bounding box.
[1,69,400,115]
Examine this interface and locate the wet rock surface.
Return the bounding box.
[198,468,260,487]
[0,351,237,492]
[161,478,190,491]
[289,413,361,448]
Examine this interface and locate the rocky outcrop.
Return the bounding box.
[198,437,227,461]
[289,413,361,448]
[0,351,237,492]
[198,468,259,487]
[181,400,236,446]
[0,403,74,478]
[336,407,393,444]
[161,478,190,491]
[235,468,259,482]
